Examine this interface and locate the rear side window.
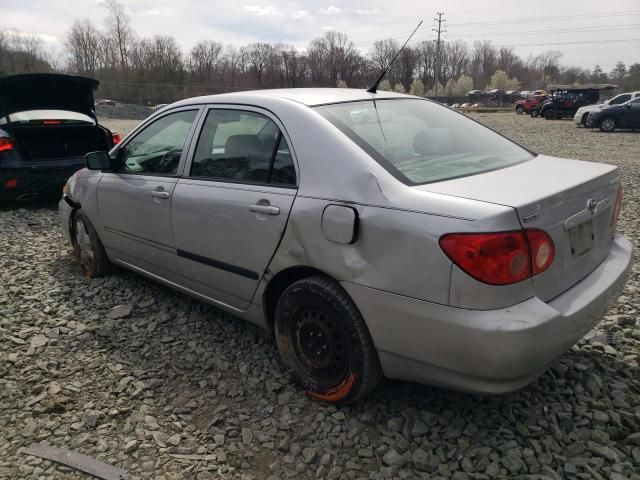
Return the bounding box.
[316,99,533,185]
[611,94,631,105]
[190,109,296,186]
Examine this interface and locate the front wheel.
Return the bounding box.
[543,109,556,120]
[73,211,110,278]
[515,105,525,114]
[599,117,617,132]
[274,276,382,404]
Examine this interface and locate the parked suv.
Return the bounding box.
[575,91,640,126]
[0,74,118,202]
[514,95,546,114]
[538,84,616,120]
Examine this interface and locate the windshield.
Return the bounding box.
[315,99,533,185]
[0,109,95,126]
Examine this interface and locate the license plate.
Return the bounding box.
[569,219,594,256]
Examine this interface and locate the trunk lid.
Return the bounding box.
[0,74,99,120]
[417,155,620,301]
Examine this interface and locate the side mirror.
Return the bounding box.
[85,151,113,170]
[604,100,610,105]
[626,103,632,109]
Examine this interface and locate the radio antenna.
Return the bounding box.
[367,20,423,94]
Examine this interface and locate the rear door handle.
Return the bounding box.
[150,190,170,199]
[249,204,280,215]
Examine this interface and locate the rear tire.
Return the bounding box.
[599,117,617,132]
[515,105,525,114]
[274,276,382,404]
[73,210,110,278]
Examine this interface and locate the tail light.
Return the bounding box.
[42,120,62,125]
[3,178,18,189]
[0,138,13,152]
[112,133,122,145]
[611,186,623,228]
[439,229,555,286]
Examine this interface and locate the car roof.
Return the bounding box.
[171,88,412,108]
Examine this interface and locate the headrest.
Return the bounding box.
[225,134,263,158]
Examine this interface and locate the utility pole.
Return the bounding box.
[433,12,445,97]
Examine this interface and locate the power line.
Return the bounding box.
[351,9,640,47]
[492,38,640,48]
[446,10,640,26]
[355,26,640,50]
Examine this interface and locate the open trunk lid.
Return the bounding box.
[0,74,99,120]
[417,155,620,301]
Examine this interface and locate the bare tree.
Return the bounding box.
[102,0,133,75]
[536,50,563,87]
[189,40,223,84]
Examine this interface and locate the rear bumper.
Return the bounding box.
[0,159,84,200]
[343,235,633,394]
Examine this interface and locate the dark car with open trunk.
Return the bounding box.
[0,74,119,202]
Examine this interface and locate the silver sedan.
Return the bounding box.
[59,89,632,404]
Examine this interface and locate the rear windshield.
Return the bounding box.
[0,110,95,126]
[315,99,533,185]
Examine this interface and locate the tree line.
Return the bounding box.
[2,0,639,105]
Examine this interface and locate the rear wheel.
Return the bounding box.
[543,109,556,120]
[599,117,617,132]
[274,276,382,404]
[515,105,525,114]
[73,211,110,278]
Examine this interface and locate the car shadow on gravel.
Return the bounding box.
[48,250,640,477]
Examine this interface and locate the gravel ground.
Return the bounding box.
[96,104,153,121]
[1,114,639,480]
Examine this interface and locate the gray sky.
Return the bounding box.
[4,0,640,70]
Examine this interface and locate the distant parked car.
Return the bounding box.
[574,91,640,126]
[95,99,117,106]
[59,88,631,403]
[538,84,617,120]
[0,74,119,202]
[588,97,640,132]
[514,95,546,114]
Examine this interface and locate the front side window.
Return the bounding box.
[316,99,533,185]
[190,109,296,186]
[117,110,197,175]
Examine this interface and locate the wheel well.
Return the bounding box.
[263,266,331,332]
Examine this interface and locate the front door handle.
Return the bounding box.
[150,190,170,199]
[249,204,280,215]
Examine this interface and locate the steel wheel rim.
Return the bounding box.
[601,118,615,131]
[291,307,350,388]
[76,221,94,275]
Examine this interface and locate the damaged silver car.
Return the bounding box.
[59,88,632,404]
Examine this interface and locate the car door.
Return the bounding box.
[97,108,200,273]
[170,106,298,310]
[621,98,640,128]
